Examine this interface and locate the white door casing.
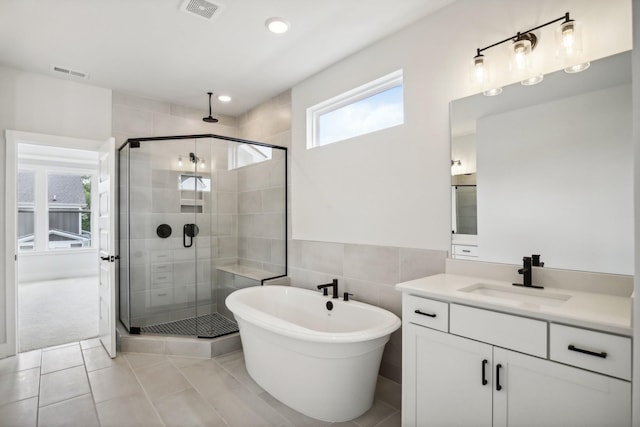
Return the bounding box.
[1,135,18,358]
[98,137,116,358]
[2,130,114,359]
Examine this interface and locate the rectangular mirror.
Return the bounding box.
[450,51,633,274]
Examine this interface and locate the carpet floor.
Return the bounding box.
[18,276,99,352]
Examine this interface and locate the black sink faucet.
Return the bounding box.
[513,256,544,289]
[317,279,339,298]
[532,254,544,267]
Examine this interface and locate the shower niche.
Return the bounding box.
[118,135,287,338]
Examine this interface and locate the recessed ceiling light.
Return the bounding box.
[266,17,290,34]
[218,95,231,102]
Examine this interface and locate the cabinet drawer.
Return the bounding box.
[550,324,631,380]
[403,294,449,332]
[453,245,478,257]
[450,304,547,358]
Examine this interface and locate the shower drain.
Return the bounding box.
[140,313,238,337]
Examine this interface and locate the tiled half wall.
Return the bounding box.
[289,239,448,382]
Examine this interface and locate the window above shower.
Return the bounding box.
[230,143,272,169]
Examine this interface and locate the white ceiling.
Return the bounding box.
[0,0,453,117]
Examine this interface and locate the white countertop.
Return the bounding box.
[396,273,632,336]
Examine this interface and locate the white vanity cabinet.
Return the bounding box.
[402,294,632,427]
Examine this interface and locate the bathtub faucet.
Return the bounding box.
[317,279,339,299]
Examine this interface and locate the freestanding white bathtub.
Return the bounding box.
[225,285,401,422]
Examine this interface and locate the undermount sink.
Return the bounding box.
[459,283,571,307]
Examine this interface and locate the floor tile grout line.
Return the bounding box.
[212,355,299,427]
[215,352,398,427]
[119,352,168,427]
[169,356,232,427]
[79,341,103,426]
[35,347,42,426]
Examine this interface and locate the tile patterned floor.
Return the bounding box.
[0,339,401,427]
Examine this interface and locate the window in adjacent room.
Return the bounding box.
[307,69,404,149]
[47,173,93,249]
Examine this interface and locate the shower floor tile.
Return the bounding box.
[139,313,238,338]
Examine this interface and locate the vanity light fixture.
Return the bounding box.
[473,12,588,95]
[266,17,290,34]
[178,156,183,167]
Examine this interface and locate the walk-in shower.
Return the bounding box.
[118,134,287,338]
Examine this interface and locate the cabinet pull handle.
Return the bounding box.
[568,344,607,359]
[462,249,471,253]
[496,363,503,391]
[481,359,488,386]
[414,309,436,318]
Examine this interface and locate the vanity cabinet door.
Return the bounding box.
[403,323,492,427]
[493,347,631,427]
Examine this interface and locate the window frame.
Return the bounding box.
[229,143,273,170]
[17,165,97,253]
[306,69,404,149]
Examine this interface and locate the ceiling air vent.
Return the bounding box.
[51,65,88,80]
[180,0,224,21]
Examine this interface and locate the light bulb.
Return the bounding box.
[556,19,584,62]
[474,55,486,84]
[472,53,489,88]
[178,157,183,167]
[512,39,531,71]
[562,24,575,50]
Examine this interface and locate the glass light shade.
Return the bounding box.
[565,62,590,73]
[483,87,503,97]
[473,54,488,86]
[473,53,501,96]
[521,74,543,86]
[511,38,532,73]
[556,19,587,71]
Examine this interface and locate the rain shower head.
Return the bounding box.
[203,92,219,123]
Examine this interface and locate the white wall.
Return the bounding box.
[291,0,632,250]
[0,65,111,352]
[18,252,98,282]
[477,85,633,273]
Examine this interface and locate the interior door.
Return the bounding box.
[98,137,116,358]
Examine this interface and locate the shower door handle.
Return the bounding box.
[183,224,199,248]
